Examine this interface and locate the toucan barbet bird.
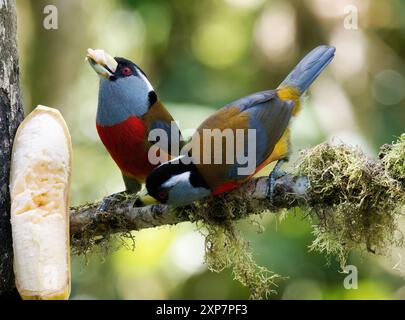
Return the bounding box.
[145,45,336,206]
[86,49,183,206]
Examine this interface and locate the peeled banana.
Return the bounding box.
[9,106,72,300]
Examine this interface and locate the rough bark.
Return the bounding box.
[70,174,308,240]
[0,0,24,298]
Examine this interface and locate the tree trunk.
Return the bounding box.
[0,0,24,298]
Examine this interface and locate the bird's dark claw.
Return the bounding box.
[268,159,288,202]
[97,191,129,212]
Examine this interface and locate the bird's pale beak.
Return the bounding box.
[140,194,160,205]
[86,48,118,79]
[135,189,160,207]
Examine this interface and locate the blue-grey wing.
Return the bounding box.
[223,90,277,111]
[227,95,294,179]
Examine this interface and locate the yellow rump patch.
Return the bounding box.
[277,86,301,116]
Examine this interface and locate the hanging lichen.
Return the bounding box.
[180,196,281,299]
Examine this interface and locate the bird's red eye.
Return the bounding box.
[158,191,167,199]
[122,67,132,76]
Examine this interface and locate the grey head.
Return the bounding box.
[87,49,157,126]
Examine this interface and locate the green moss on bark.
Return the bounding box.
[297,137,405,268]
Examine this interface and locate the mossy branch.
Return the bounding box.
[70,135,405,299]
[70,135,405,256]
[70,173,310,247]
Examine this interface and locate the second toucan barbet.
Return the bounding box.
[145,45,336,206]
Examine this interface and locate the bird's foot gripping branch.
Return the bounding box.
[70,134,405,299]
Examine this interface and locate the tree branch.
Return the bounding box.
[70,138,405,256]
[70,173,308,239]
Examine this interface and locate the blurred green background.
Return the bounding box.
[15,0,405,299]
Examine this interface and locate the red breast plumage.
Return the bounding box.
[96,116,154,181]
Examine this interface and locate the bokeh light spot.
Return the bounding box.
[330,26,367,79]
[169,232,206,274]
[282,279,323,300]
[224,0,265,10]
[372,70,405,106]
[253,2,296,63]
[192,20,248,69]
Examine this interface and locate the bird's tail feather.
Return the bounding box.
[278,45,335,94]
[277,45,335,116]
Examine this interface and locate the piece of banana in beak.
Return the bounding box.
[9,105,72,300]
[86,48,118,78]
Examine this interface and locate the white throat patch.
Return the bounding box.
[162,171,191,188]
[137,70,154,92]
